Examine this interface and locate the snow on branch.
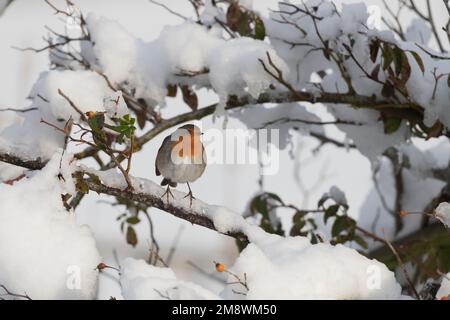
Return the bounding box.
[0,149,249,242]
[79,167,250,242]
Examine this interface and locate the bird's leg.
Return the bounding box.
[161,185,174,203]
[183,182,195,207]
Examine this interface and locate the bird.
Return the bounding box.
[155,124,206,205]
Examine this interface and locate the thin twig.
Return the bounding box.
[149,0,188,20]
[0,285,32,300]
[0,107,38,113]
[382,229,421,300]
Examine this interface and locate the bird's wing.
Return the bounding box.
[155,135,172,176]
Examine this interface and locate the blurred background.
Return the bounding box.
[0,0,447,299]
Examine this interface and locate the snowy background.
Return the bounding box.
[0,0,448,299]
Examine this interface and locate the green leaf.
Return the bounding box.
[87,113,105,132]
[409,51,424,74]
[126,216,141,225]
[293,211,306,223]
[250,196,269,219]
[236,13,251,36]
[353,235,368,249]
[324,204,339,223]
[290,219,306,236]
[318,195,329,208]
[126,226,138,247]
[331,216,347,238]
[383,117,402,134]
[393,46,405,76]
[265,192,283,205]
[306,218,318,230]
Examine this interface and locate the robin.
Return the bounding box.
[155,124,206,205]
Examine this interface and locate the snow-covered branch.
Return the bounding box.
[79,90,419,167]
[79,168,250,242]
[0,150,249,242]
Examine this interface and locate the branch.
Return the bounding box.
[0,107,38,113]
[81,170,249,242]
[369,223,447,261]
[0,152,46,170]
[149,0,188,21]
[89,90,418,168]
[0,0,13,17]
[0,284,32,300]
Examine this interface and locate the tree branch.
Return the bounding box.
[81,90,419,168]
[81,170,249,242]
[0,152,46,170]
[0,151,249,242]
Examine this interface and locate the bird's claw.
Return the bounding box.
[183,191,195,207]
[161,185,174,203]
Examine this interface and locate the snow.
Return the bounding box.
[1,0,448,301]
[120,258,220,300]
[340,3,369,34]
[159,23,222,75]
[85,14,138,84]
[30,69,113,122]
[207,205,247,234]
[0,150,100,299]
[231,102,326,150]
[358,157,445,244]
[0,110,64,165]
[435,202,450,228]
[0,69,130,165]
[221,233,402,299]
[82,167,403,300]
[103,91,128,119]
[405,18,431,45]
[324,185,348,205]
[209,38,288,114]
[85,15,287,113]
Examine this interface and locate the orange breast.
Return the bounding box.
[171,133,203,159]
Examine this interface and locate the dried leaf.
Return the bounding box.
[126,226,138,247]
[180,85,198,111]
[369,40,380,63]
[167,84,178,97]
[371,64,381,81]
